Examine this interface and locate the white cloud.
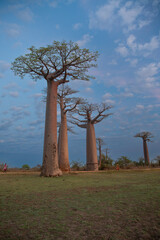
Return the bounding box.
[73,23,82,30]
[127,34,137,52]
[0,60,10,72]
[76,34,93,47]
[9,91,19,98]
[121,92,134,97]
[136,104,144,109]
[126,58,138,67]
[0,73,3,78]
[104,99,115,105]
[116,44,128,57]
[137,62,160,83]
[103,92,115,105]
[33,93,43,98]
[55,24,60,29]
[85,87,93,93]
[138,36,160,52]
[89,0,120,30]
[103,92,112,98]
[17,7,33,22]
[3,82,18,89]
[118,2,143,31]
[5,23,20,37]
[138,19,151,29]
[10,106,23,112]
[89,1,155,32]
[50,1,58,8]
[0,140,5,143]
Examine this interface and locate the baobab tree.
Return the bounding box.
[134,131,153,165]
[72,103,112,171]
[11,41,98,177]
[57,85,82,171]
[96,137,105,167]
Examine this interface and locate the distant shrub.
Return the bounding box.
[153,156,160,166]
[22,164,30,170]
[31,164,42,171]
[99,155,114,170]
[71,161,86,171]
[115,156,133,169]
[0,163,5,171]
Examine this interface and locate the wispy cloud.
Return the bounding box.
[4,82,18,89]
[73,23,82,30]
[89,0,158,32]
[0,60,10,72]
[9,91,19,98]
[116,44,128,57]
[5,23,20,37]
[76,34,93,47]
[17,7,34,22]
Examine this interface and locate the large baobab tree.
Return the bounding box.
[96,137,105,167]
[57,85,82,171]
[11,41,98,177]
[72,103,112,171]
[134,131,153,165]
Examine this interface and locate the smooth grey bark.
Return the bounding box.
[58,97,70,171]
[86,122,98,171]
[41,81,62,176]
[143,139,150,165]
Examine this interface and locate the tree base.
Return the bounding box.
[40,168,62,177]
[87,163,98,171]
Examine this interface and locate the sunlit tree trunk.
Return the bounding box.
[58,98,70,171]
[41,81,62,176]
[143,139,150,165]
[86,122,98,171]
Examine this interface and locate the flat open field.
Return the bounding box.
[0,169,160,240]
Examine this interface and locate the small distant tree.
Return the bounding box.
[72,103,112,171]
[99,154,114,170]
[0,163,5,171]
[22,164,30,170]
[134,132,153,165]
[96,137,105,167]
[138,157,145,166]
[153,156,160,166]
[115,156,132,169]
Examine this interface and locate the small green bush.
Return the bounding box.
[71,161,86,171]
[22,164,30,170]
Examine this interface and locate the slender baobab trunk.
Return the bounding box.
[58,98,70,171]
[86,122,98,171]
[143,139,150,165]
[41,81,62,176]
[98,144,101,167]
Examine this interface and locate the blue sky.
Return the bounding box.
[0,0,160,167]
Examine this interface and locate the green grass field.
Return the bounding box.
[0,169,160,240]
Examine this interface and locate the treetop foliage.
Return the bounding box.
[71,102,113,128]
[11,40,99,84]
[134,131,153,142]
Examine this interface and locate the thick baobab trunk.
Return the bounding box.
[86,122,98,171]
[58,98,70,171]
[143,139,150,165]
[41,81,62,177]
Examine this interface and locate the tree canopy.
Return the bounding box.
[71,102,113,128]
[11,41,99,84]
[134,132,153,142]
